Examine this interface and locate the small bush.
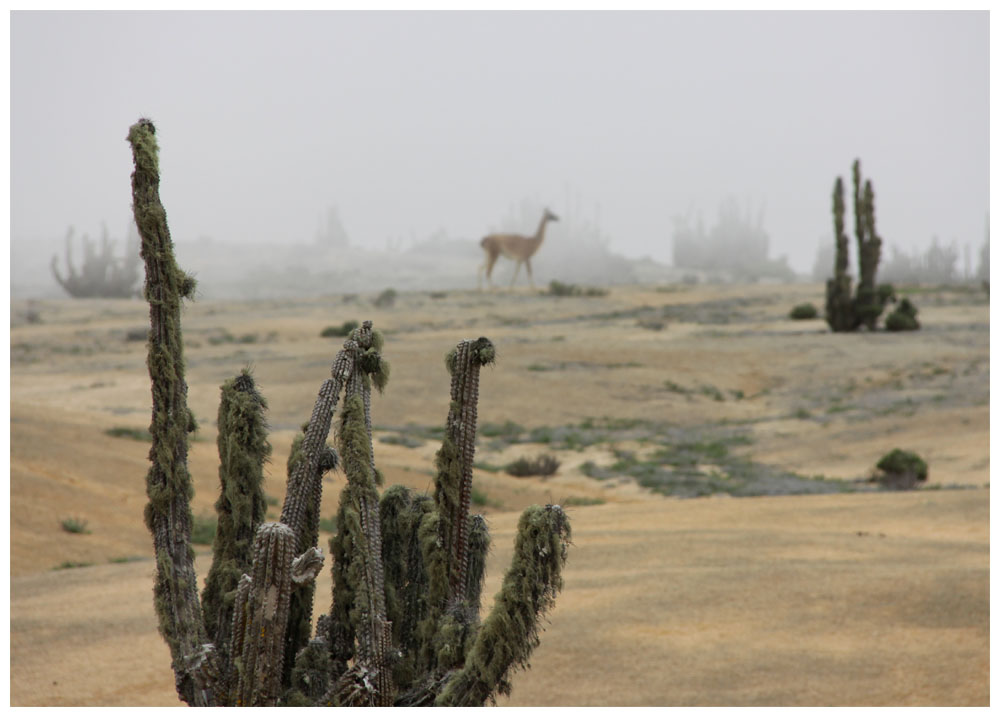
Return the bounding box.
[191,515,217,545]
[374,288,397,308]
[105,426,153,441]
[125,327,148,342]
[789,303,818,320]
[884,297,920,331]
[318,515,338,534]
[479,420,524,439]
[320,320,360,338]
[874,448,928,489]
[60,517,91,534]
[545,280,608,297]
[505,454,561,478]
[378,433,424,448]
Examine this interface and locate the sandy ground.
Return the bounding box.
[9,281,990,706]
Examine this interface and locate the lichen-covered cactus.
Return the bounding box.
[129,117,570,707]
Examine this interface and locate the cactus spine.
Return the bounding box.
[129,118,569,706]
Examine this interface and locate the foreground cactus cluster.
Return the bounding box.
[128,118,570,706]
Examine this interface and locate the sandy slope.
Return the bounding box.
[9,282,990,706]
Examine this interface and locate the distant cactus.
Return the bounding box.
[825,160,897,331]
[129,118,570,707]
[50,224,141,298]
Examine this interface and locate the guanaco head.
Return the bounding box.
[544,208,559,222]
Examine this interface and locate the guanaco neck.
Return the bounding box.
[529,214,552,253]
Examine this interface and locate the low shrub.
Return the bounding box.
[505,454,561,478]
[320,320,360,338]
[60,517,91,534]
[546,280,608,297]
[105,426,153,441]
[874,448,928,489]
[789,302,819,320]
[884,297,920,331]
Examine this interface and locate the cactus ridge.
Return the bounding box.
[130,118,568,707]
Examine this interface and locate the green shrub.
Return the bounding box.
[874,448,928,489]
[560,496,606,507]
[789,302,818,320]
[320,320,360,338]
[105,426,153,441]
[545,280,608,297]
[53,561,95,570]
[479,420,524,439]
[60,517,91,534]
[884,297,920,331]
[505,454,561,477]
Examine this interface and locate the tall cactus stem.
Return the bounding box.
[129,117,214,706]
[436,504,571,707]
[201,370,271,680]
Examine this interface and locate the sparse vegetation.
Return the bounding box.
[884,297,920,331]
[505,454,561,478]
[60,517,91,534]
[377,432,424,448]
[320,320,360,338]
[53,561,95,570]
[105,426,153,441]
[208,330,260,345]
[560,496,606,507]
[545,280,608,297]
[873,449,928,490]
[789,302,818,320]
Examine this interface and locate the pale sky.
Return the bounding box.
[9,10,990,272]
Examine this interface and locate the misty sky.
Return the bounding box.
[10,10,990,272]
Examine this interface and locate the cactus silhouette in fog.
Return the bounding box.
[50,223,141,298]
[129,118,570,707]
[825,159,898,332]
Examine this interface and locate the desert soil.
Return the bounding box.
[9,281,990,706]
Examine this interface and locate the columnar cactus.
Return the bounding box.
[129,118,570,707]
[825,159,895,332]
[50,223,141,298]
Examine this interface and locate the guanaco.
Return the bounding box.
[477,208,559,289]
